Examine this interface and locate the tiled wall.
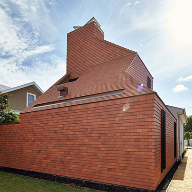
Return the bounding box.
[67,22,134,79]
[125,54,153,90]
[0,94,158,190]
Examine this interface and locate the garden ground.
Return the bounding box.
[167,149,192,192]
[0,171,101,192]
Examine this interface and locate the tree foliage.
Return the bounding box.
[0,92,20,123]
[184,116,192,132]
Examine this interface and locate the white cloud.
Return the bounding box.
[0,7,29,56]
[172,84,188,92]
[126,3,131,6]
[177,75,192,83]
[140,44,142,46]
[0,0,64,91]
[134,1,139,4]
[0,55,66,91]
[17,45,55,64]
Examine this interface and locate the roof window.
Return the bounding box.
[57,86,68,97]
[69,78,78,83]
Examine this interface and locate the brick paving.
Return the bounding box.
[167,149,192,192]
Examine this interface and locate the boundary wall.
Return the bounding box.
[0,93,176,190]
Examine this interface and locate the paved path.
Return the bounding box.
[167,149,192,192]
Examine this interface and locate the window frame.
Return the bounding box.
[26,92,36,107]
[161,109,166,173]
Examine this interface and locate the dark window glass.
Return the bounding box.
[28,94,35,106]
[147,76,151,89]
[161,109,166,172]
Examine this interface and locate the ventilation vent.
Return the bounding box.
[73,26,82,30]
[57,86,68,97]
[85,17,101,27]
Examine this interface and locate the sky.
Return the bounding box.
[0,0,192,116]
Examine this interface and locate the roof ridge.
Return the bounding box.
[94,37,136,53]
[80,53,137,72]
[68,20,103,35]
[0,84,12,92]
[2,82,44,94]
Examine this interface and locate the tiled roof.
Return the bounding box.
[22,54,154,113]
[21,18,154,114]
[0,84,11,92]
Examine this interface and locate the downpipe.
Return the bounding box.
[178,111,184,162]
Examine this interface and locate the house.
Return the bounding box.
[0,82,44,114]
[166,105,187,161]
[0,18,177,191]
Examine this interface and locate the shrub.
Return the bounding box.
[0,92,20,123]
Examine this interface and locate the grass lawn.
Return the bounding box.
[0,171,101,192]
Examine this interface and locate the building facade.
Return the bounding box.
[0,18,177,191]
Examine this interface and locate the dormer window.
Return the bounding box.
[147,76,151,89]
[57,86,68,97]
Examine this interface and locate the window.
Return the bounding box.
[27,92,36,107]
[161,109,166,172]
[147,76,151,89]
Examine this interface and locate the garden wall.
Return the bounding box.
[0,93,175,190]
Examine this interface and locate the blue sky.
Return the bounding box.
[0,0,192,116]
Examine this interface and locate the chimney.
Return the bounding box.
[67,17,104,79]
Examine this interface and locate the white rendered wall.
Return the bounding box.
[177,117,184,161]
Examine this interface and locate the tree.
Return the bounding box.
[184,116,192,132]
[0,92,19,123]
[184,131,192,148]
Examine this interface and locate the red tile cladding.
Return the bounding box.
[125,54,153,90]
[67,21,136,79]
[22,20,154,113]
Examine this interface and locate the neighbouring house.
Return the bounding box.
[0,82,44,114]
[184,139,192,149]
[167,105,187,160]
[0,18,178,191]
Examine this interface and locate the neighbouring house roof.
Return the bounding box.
[22,54,155,113]
[0,84,11,92]
[1,81,44,95]
[166,105,187,124]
